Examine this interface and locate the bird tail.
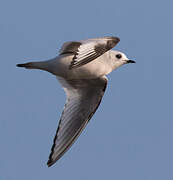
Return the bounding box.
[16,62,36,69]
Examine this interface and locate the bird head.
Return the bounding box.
[110,50,135,70]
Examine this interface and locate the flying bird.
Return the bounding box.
[17,36,135,167]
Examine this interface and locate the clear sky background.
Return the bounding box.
[1,0,173,179]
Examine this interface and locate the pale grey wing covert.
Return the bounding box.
[59,36,120,69]
[47,76,108,167]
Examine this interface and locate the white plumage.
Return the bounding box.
[16,36,135,167]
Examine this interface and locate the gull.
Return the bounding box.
[17,36,135,167]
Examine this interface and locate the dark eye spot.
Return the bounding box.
[116,54,122,59]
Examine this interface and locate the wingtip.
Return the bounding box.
[47,159,53,167]
[47,157,60,167]
[116,37,120,43]
[105,36,120,50]
[106,36,120,42]
[47,155,57,167]
[112,36,120,44]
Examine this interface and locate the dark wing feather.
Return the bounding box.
[59,41,82,55]
[58,36,120,69]
[70,37,120,69]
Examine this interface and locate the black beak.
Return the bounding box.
[126,60,136,63]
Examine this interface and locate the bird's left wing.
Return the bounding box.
[59,36,120,69]
[47,76,108,167]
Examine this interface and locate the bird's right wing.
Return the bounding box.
[47,76,108,167]
[59,36,120,69]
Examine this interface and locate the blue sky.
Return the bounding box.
[1,0,173,179]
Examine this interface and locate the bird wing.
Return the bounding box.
[59,36,120,69]
[47,76,108,167]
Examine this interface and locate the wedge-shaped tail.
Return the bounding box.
[16,62,35,69]
[16,60,51,71]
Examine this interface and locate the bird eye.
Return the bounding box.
[116,54,122,59]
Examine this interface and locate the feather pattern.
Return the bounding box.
[59,36,120,69]
[47,76,107,167]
